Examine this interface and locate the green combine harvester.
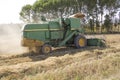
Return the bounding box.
[22,13,105,54]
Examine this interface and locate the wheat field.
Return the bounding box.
[0,34,119,80]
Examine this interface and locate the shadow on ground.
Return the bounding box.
[24,46,107,61]
[6,46,107,62]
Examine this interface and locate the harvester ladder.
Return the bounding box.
[58,31,77,47]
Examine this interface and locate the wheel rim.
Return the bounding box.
[79,38,85,47]
[44,46,51,53]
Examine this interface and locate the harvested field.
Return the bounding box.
[0,25,120,80]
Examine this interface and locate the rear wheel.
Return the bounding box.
[41,44,52,54]
[74,35,87,48]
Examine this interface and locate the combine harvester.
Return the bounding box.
[21,13,105,54]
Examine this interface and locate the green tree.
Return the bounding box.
[19,0,120,27]
[98,0,107,33]
[89,19,94,32]
[20,4,32,22]
[104,15,112,32]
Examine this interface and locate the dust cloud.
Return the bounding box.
[0,24,28,55]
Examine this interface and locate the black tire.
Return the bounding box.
[41,44,52,54]
[74,35,87,48]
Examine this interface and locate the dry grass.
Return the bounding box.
[0,34,120,80]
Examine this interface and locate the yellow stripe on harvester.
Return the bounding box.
[71,28,78,30]
[24,29,61,32]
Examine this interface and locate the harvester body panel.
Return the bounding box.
[22,18,83,47]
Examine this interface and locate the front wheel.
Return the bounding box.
[41,44,52,54]
[74,35,87,48]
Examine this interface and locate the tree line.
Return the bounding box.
[20,0,120,33]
